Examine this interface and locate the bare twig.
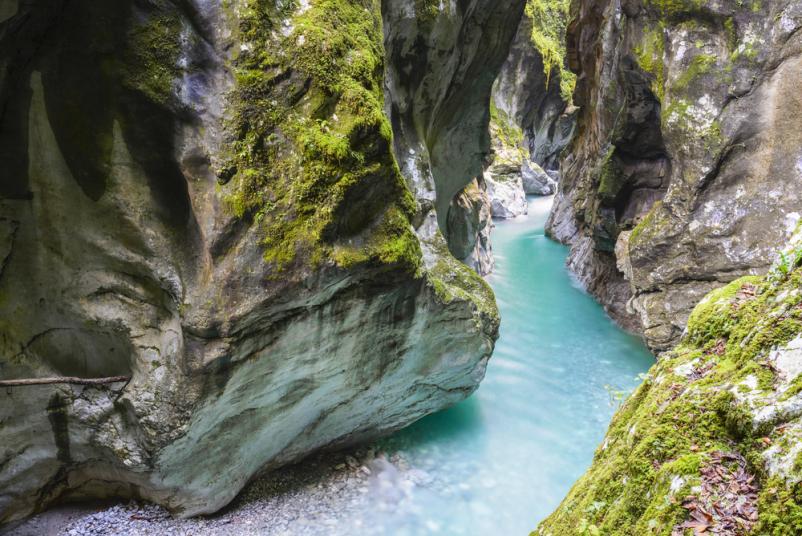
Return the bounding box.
[0,376,130,387]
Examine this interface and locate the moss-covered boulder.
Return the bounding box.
[537,230,802,534]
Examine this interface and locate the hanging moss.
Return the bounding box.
[596,146,625,203]
[489,100,527,161]
[525,0,576,103]
[413,0,447,22]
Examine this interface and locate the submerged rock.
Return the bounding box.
[0,0,508,523]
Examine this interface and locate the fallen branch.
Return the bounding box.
[0,376,130,387]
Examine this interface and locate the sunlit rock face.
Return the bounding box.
[548,0,802,350]
[0,0,509,523]
[522,161,557,196]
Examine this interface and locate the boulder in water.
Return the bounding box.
[522,161,557,195]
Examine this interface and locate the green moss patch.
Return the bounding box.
[427,235,499,323]
[489,100,527,166]
[118,12,182,106]
[596,146,625,203]
[525,0,576,103]
[536,249,802,534]
[634,26,666,101]
[644,0,705,20]
[220,0,419,274]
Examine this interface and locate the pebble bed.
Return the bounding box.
[4,447,428,536]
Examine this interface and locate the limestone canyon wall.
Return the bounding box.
[0,0,523,523]
[548,0,802,351]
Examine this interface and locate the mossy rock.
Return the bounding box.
[219,0,420,274]
[536,250,802,535]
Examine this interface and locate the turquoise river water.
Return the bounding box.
[346,196,655,535]
[8,196,653,536]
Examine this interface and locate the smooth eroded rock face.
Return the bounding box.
[381,0,526,238]
[522,160,557,196]
[381,0,526,275]
[0,0,506,523]
[548,0,802,350]
[446,179,495,275]
[462,0,575,235]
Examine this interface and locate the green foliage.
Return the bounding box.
[220,0,420,273]
[525,0,576,103]
[489,100,527,162]
[769,246,802,284]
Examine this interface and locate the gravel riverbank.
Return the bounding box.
[3,446,430,536]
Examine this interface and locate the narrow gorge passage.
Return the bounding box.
[341,197,655,534]
[6,197,654,536]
